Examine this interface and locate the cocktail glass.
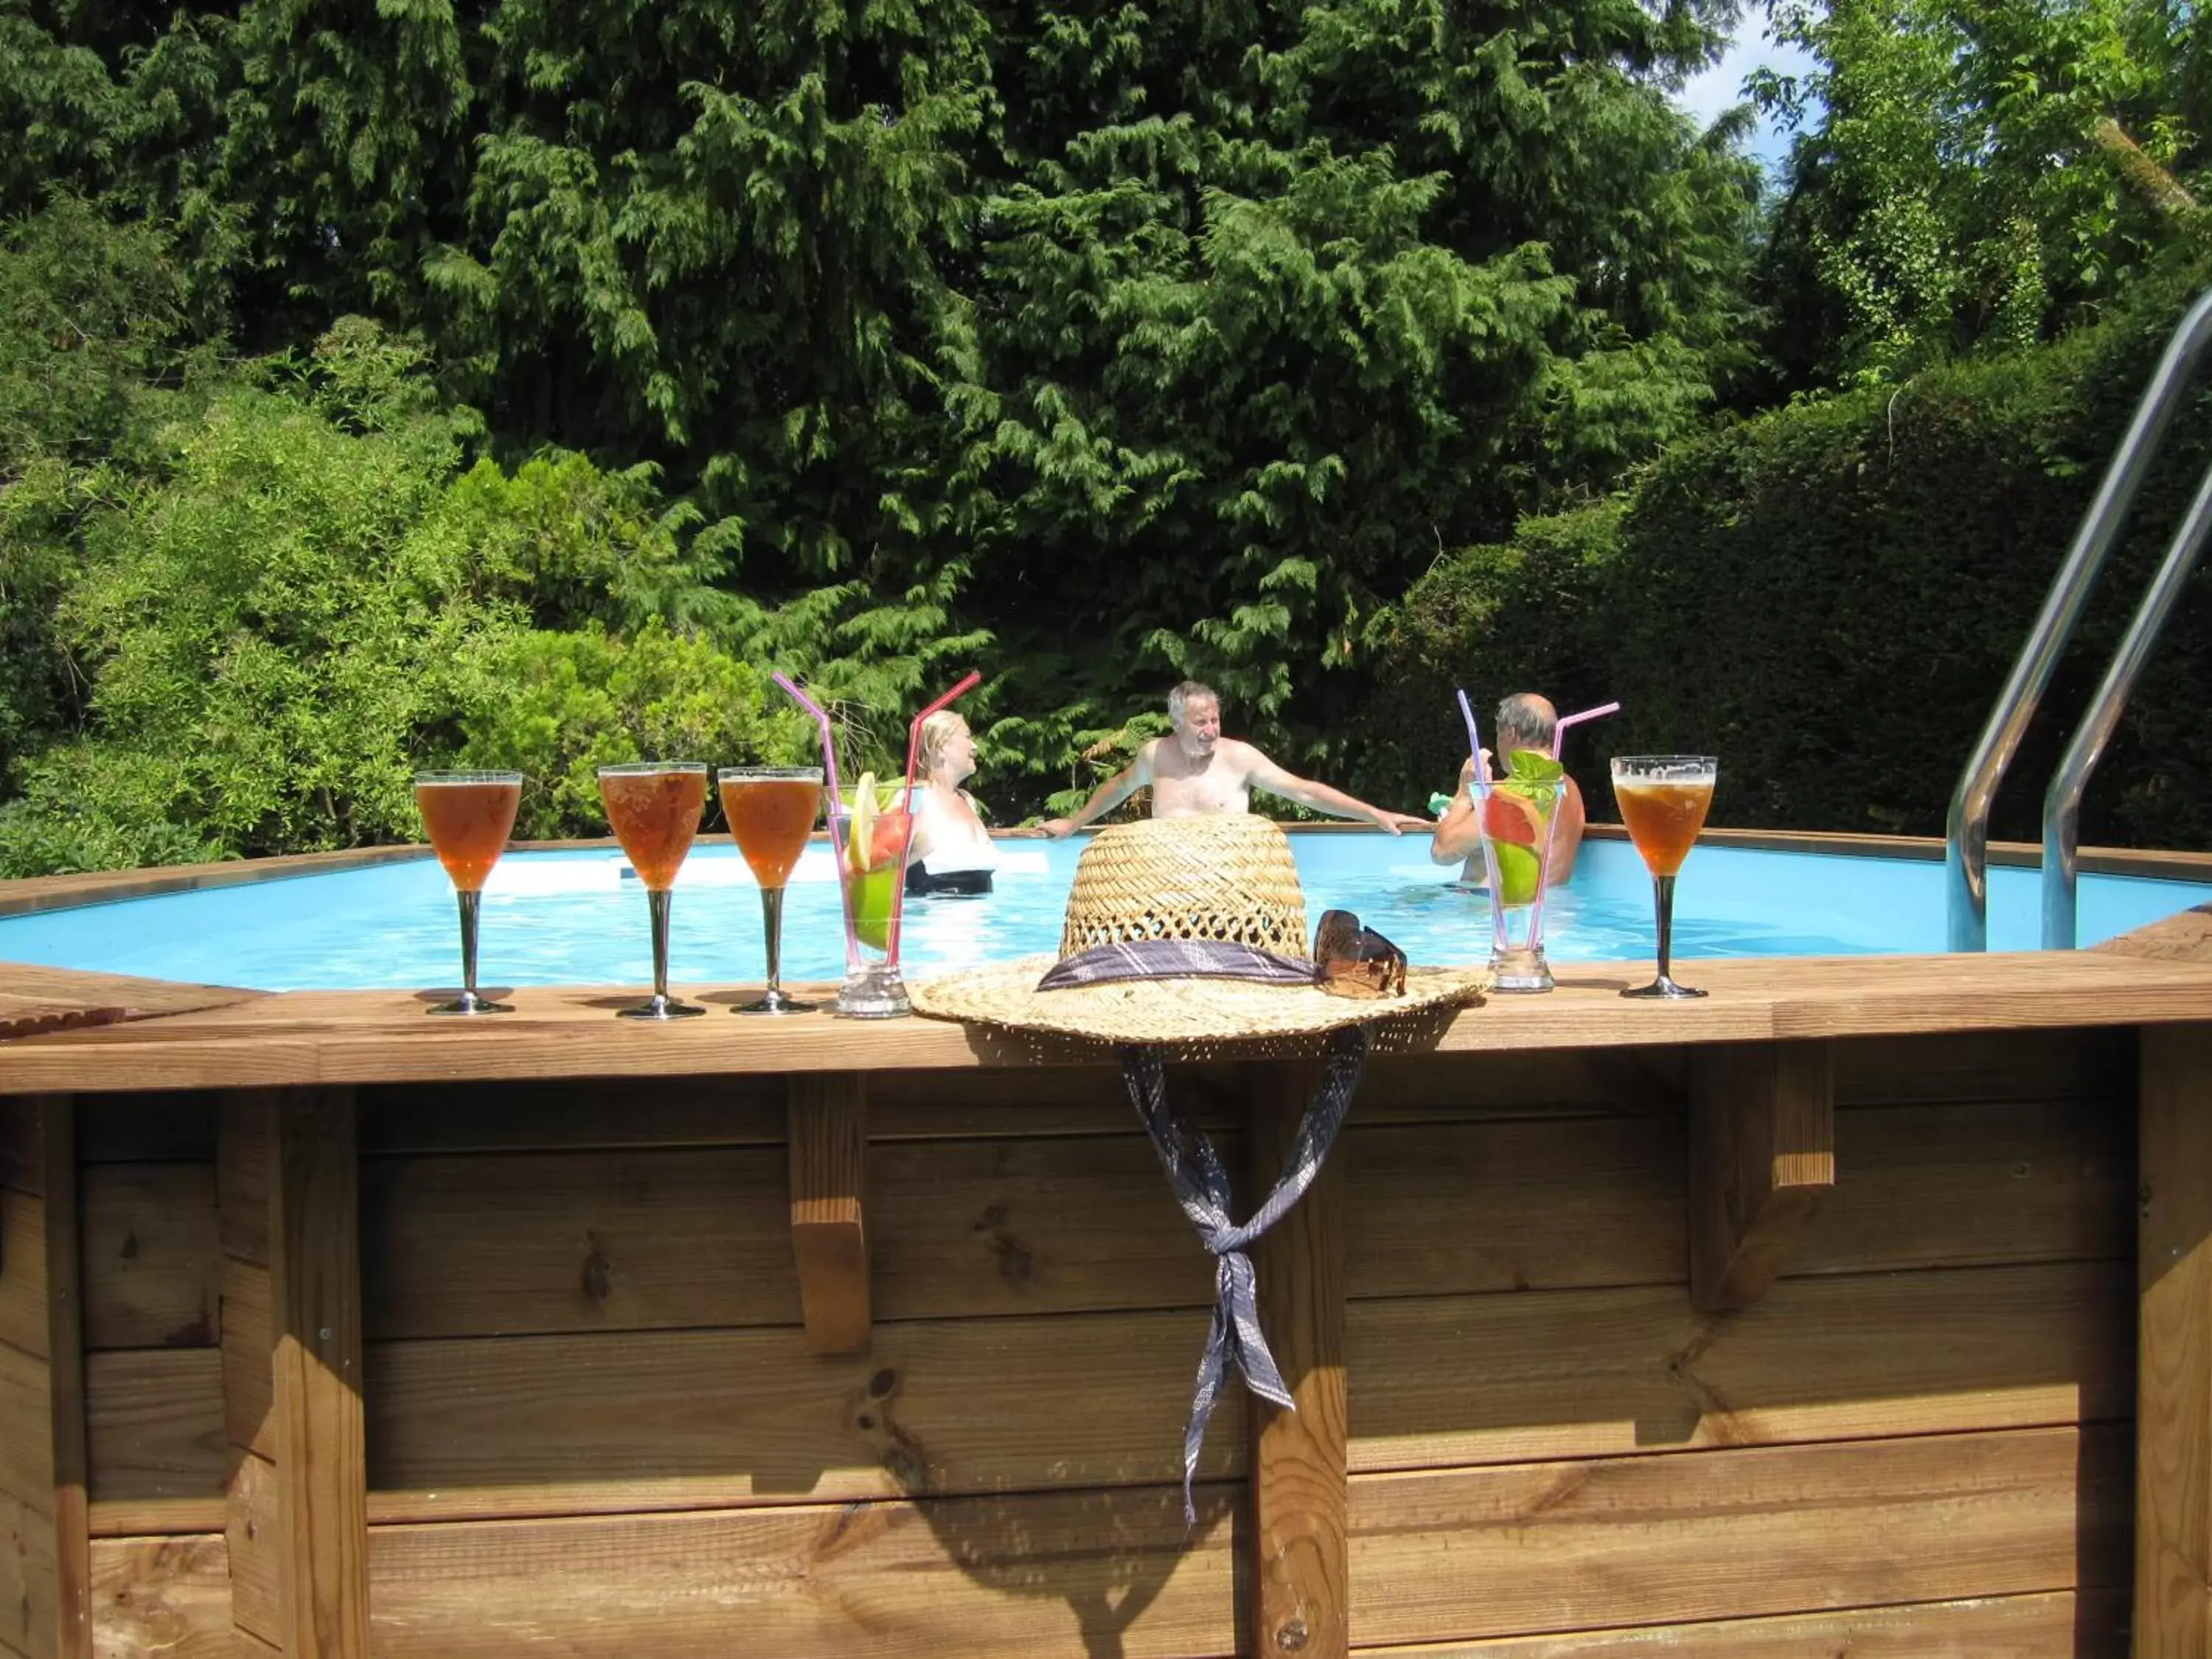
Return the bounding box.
[1474,772,1567,992]
[1611,755,1718,999]
[717,765,824,1015]
[598,761,710,1020]
[414,770,524,1015]
[826,778,914,1018]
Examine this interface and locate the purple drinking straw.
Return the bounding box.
[771,671,860,973]
[1455,689,1506,901]
[1550,700,1621,759]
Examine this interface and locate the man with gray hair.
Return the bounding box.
[1427,692,1587,883]
[1038,681,1430,836]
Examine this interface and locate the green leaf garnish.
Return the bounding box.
[1504,750,1565,785]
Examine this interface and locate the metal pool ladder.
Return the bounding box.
[1945,288,2212,950]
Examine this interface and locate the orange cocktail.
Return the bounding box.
[1610,756,1717,999]
[414,771,524,1015]
[718,765,823,1015]
[1614,779,1714,877]
[598,762,709,1018]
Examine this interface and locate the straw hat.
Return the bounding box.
[909,815,1486,1046]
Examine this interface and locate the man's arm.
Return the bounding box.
[1034,742,1155,838]
[1429,757,1483,863]
[1240,744,1432,835]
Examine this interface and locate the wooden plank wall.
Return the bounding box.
[76,1031,2136,1656]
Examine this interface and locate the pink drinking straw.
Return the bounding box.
[886,670,983,959]
[772,671,860,971]
[1550,700,1621,759]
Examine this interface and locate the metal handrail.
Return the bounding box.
[2042,465,2212,945]
[1944,288,2212,951]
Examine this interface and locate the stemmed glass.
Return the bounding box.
[598,762,709,1020]
[827,777,916,1018]
[1611,755,1717,998]
[414,771,524,1015]
[717,765,823,1014]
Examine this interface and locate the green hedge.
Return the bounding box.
[1360,257,2212,849]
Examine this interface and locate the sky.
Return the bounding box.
[1673,24,1823,175]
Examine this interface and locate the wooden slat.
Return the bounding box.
[1799,1095,2131,1273]
[9,952,2212,1096]
[1355,1258,2129,1474]
[75,1096,218,1164]
[362,1309,1245,1520]
[1348,1425,2132,1648]
[1688,1042,1834,1312]
[363,1486,1242,1658]
[1832,1026,2130,1106]
[0,1194,47,1360]
[0,1343,55,1510]
[63,1256,2117,1528]
[220,1090,369,1657]
[87,1533,231,1658]
[0,1492,56,1658]
[221,1260,272,1461]
[341,1093,2122,1345]
[85,1349,223,1518]
[80,1164,220,1350]
[789,1074,870,1355]
[0,1102,44,1197]
[1351,1587,2128,1655]
[1250,1062,1348,1659]
[2138,1020,2212,1659]
[356,1076,785,1154]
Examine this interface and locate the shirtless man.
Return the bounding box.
[1427,692,1587,883]
[1037,681,1431,837]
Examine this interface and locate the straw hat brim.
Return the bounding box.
[909,957,1489,1047]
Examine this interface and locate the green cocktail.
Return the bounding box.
[828,773,914,1016]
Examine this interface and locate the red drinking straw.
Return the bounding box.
[885,671,983,959]
[905,671,983,793]
[771,671,858,970]
[1550,700,1621,759]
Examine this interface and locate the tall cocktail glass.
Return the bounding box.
[1474,767,1567,992]
[717,765,823,1015]
[827,777,914,1018]
[599,762,710,1020]
[414,770,524,1015]
[1610,755,1717,999]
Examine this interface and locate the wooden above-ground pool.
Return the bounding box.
[2,935,2212,1657]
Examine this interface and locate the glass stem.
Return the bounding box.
[760,886,785,994]
[456,888,482,997]
[1653,874,1677,982]
[648,887,674,1001]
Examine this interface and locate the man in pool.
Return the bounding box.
[1428,692,1587,884]
[1035,681,1432,836]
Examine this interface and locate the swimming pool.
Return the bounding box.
[1,831,2207,993]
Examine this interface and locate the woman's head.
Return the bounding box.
[919,711,977,783]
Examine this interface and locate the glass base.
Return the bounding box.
[832,962,911,1019]
[1486,945,1554,994]
[426,992,513,1015]
[737,988,817,1015]
[616,993,709,1020]
[1621,975,1706,999]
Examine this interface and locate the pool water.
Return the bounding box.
[1,833,2205,993]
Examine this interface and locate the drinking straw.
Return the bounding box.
[1455,688,1508,914]
[1550,700,1621,759]
[904,670,984,793]
[772,671,858,969]
[1455,689,1494,793]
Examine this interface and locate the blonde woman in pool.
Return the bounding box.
[907,710,1000,896]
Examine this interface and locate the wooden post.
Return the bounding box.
[1688,1040,1836,1313]
[2138,1022,2212,1657]
[0,1095,89,1658]
[789,1074,870,1355]
[1248,1061,1349,1659]
[220,1088,369,1657]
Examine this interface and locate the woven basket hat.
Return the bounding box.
[909,815,1486,1046]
